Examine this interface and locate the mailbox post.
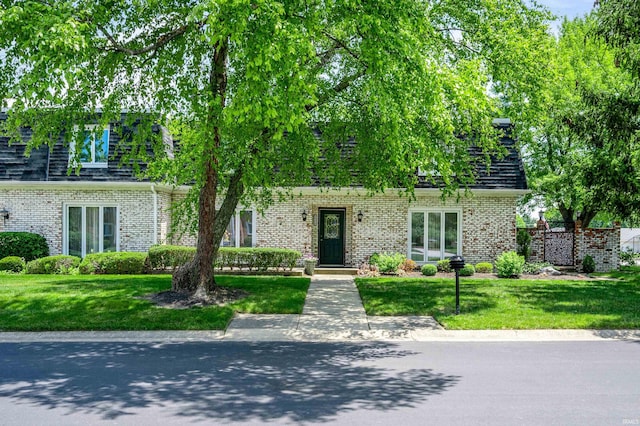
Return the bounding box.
[449,255,465,315]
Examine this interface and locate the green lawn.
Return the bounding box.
[356,267,640,329]
[0,274,309,331]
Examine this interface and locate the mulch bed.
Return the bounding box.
[141,287,249,309]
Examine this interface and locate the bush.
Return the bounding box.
[522,261,552,275]
[619,248,636,265]
[475,262,494,273]
[421,264,437,276]
[0,256,26,273]
[216,248,301,271]
[0,232,49,261]
[516,229,532,260]
[369,252,380,266]
[79,252,148,274]
[458,264,475,276]
[582,254,596,273]
[26,255,81,274]
[400,259,417,272]
[148,245,196,270]
[436,259,451,273]
[495,251,525,278]
[369,252,406,274]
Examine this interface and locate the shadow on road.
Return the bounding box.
[0,341,459,423]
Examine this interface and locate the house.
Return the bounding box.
[0,113,527,267]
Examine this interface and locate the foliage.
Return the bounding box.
[516,229,532,260]
[421,264,437,276]
[0,0,553,293]
[582,255,596,273]
[79,252,149,275]
[619,248,638,265]
[522,261,553,275]
[437,259,452,273]
[594,0,640,79]
[25,255,81,274]
[0,256,25,273]
[355,269,640,329]
[495,251,525,278]
[475,262,494,274]
[0,275,309,331]
[458,264,475,277]
[215,248,301,272]
[370,252,406,274]
[0,232,49,262]
[400,259,417,273]
[148,245,196,270]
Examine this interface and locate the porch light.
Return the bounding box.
[357,210,363,222]
[0,208,8,220]
[302,210,308,222]
[539,210,545,221]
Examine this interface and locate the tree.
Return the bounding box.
[520,16,636,229]
[594,0,640,79]
[0,0,551,298]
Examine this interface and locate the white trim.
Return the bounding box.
[407,207,463,263]
[151,184,158,245]
[0,181,184,192]
[69,124,110,168]
[290,186,529,197]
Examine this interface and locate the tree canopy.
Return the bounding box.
[0,0,551,295]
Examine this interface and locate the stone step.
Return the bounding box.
[313,267,359,276]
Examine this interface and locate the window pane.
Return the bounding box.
[428,212,441,261]
[222,216,235,247]
[86,207,100,255]
[103,207,117,252]
[239,211,253,247]
[444,213,458,257]
[68,207,82,257]
[81,131,93,163]
[95,129,109,163]
[411,212,425,262]
[324,214,340,239]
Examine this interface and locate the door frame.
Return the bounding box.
[318,208,346,266]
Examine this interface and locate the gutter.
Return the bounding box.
[151,184,158,245]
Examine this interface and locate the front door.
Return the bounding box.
[319,209,345,266]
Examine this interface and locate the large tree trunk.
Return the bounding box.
[558,204,575,231]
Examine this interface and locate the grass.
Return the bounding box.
[0,274,309,331]
[356,267,640,329]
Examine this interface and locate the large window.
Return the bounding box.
[221,210,255,247]
[70,125,109,167]
[65,205,118,257]
[409,210,460,263]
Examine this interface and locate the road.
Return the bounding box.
[0,340,638,425]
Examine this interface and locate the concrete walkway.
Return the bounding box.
[1,275,639,343]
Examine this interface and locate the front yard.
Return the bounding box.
[0,274,309,331]
[356,267,640,329]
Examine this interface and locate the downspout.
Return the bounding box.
[151,184,158,245]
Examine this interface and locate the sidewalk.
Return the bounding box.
[1,275,639,343]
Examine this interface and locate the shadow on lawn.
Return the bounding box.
[0,341,459,423]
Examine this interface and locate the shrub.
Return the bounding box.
[79,252,148,274]
[516,229,532,260]
[619,248,636,265]
[148,245,196,270]
[369,252,380,266]
[421,264,437,276]
[475,262,494,273]
[495,251,525,278]
[522,261,552,275]
[436,259,451,273]
[458,264,475,276]
[582,254,596,273]
[400,259,417,272]
[369,252,406,274]
[26,255,81,274]
[0,256,26,273]
[216,248,301,271]
[0,232,49,261]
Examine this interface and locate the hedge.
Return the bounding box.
[26,255,81,274]
[475,262,494,274]
[0,232,49,261]
[79,252,149,274]
[0,256,26,273]
[148,245,196,270]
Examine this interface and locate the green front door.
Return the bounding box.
[319,209,345,266]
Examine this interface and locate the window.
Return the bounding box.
[70,125,109,167]
[409,209,460,263]
[221,210,255,247]
[64,205,118,257]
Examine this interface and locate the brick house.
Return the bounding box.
[0,113,527,267]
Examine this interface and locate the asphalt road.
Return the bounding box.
[0,340,638,425]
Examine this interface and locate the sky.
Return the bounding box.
[537,0,596,20]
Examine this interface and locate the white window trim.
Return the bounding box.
[63,203,120,257]
[407,208,462,263]
[222,209,257,248]
[69,124,110,168]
